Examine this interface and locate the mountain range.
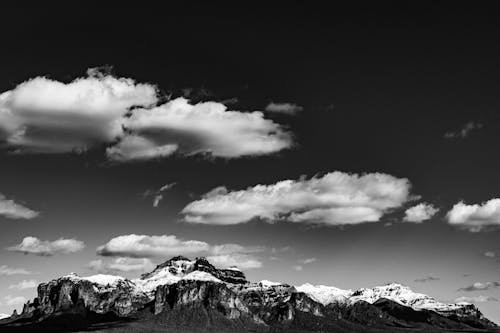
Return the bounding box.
[0,256,498,333]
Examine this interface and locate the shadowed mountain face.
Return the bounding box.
[0,256,497,333]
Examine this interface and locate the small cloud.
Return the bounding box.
[0,265,32,276]
[0,193,39,220]
[457,281,500,292]
[143,182,177,208]
[483,251,497,258]
[297,257,317,265]
[447,199,500,232]
[97,234,210,258]
[414,275,440,283]
[444,121,483,139]
[7,236,85,256]
[207,253,262,270]
[265,102,303,115]
[292,265,303,271]
[455,295,498,303]
[8,280,37,290]
[88,258,154,273]
[403,203,439,223]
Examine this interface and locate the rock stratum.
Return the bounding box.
[0,256,497,333]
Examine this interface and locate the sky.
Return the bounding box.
[0,2,500,324]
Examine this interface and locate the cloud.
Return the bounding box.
[108,97,292,161]
[292,265,303,271]
[8,280,38,290]
[0,68,158,153]
[447,199,500,231]
[0,194,39,219]
[4,295,27,306]
[207,253,262,270]
[484,251,497,258]
[143,182,177,208]
[96,234,210,258]
[182,171,413,225]
[96,234,264,270]
[7,236,85,256]
[0,265,32,276]
[403,203,439,223]
[88,258,154,273]
[444,121,483,139]
[414,276,440,283]
[265,102,303,115]
[298,257,317,265]
[455,295,498,303]
[0,69,292,161]
[458,281,500,292]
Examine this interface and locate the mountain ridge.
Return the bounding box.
[0,256,497,333]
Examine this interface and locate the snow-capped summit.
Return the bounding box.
[349,282,466,313]
[0,314,10,320]
[296,283,353,305]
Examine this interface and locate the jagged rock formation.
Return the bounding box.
[0,256,497,333]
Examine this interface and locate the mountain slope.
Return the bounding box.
[0,256,497,333]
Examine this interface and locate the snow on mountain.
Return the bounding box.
[296,283,353,305]
[0,314,10,320]
[349,282,464,312]
[258,280,283,287]
[182,271,221,282]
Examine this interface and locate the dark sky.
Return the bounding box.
[0,2,499,323]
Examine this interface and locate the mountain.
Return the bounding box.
[0,256,497,333]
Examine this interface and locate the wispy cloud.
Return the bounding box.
[265,102,303,115]
[0,265,32,276]
[8,280,38,290]
[457,281,500,292]
[444,121,483,139]
[88,258,154,273]
[143,182,177,208]
[455,295,498,303]
[7,236,85,256]
[414,275,440,283]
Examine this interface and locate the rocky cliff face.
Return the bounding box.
[0,256,497,333]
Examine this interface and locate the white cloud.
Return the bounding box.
[88,257,154,273]
[4,295,27,306]
[292,265,303,271]
[444,121,483,139]
[0,193,39,219]
[0,70,291,161]
[458,281,500,292]
[484,251,497,258]
[414,276,440,283]
[0,68,158,153]
[265,102,303,115]
[455,295,498,303]
[96,234,264,270]
[7,236,85,256]
[403,203,439,223]
[96,234,210,258]
[183,171,413,225]
[297,257,317,265]
[0,265,32,276]
[447,199,500,231]
[207,254,262,270]
[144,182,177,208]
[8,280,37,290]
[108,97,292,161]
